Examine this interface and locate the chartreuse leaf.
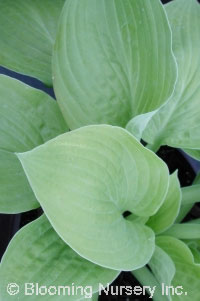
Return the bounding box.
[53,0,177,129]
[88,292,99,301]
[0,0,65,86]
[126,213,149,225]
[185,220,200,262]
[0,215,119,301]
[17,125,169,270]
[149,246,175,293]
[132,265,168,301]
[126,110,158,142]
[127,0,200,152]
[147,172,181,234]
[133,246,175,301]
[163,223,200,240]
[157,236,200,301]
[0,75,68,213]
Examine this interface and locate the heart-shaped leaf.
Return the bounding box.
[0,215,119,301]
[17,125,169,270]
[0,0,65,86]
[147,172,181,234]
[53,0,177,129]
[0,75,68,213]
[156,236,200,301]
[127,0,200,152]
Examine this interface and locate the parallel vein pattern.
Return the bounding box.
[17,125,169,270]
[128,0,200,154]
[157,236,200,301]
[0,215,119,301]
[53,0,177,129]
[0,0,65,85]
[0,75,68,213]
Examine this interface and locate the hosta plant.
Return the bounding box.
[0,0,200,300]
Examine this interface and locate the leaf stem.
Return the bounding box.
[163,223,200,239]
[132,266,169,301]
[176,184,200,222]
[181,184,200,206]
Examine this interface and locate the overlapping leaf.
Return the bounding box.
[17,125,169,270]
[0,0,65,85]
[148,246,176,301]
[184,239,200,264]
[89,292,99,301]
[53,0,177,129]
[0,215,119,301]
[0,75,68,213]
[176,172,200,223]
[134,237,200,300]
[147,172,181,234]
[127,0,200,153]
[164,223,200,240]
[157,236,200,300]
